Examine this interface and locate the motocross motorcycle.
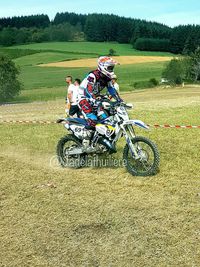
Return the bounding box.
[56,100,160,176]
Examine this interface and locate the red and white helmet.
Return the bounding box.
[98,56,118,79]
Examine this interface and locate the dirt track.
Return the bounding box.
[39,56,172,68]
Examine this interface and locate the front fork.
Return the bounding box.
[122,125,140,160]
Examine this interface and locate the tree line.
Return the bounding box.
[1,12,200,54]
[0,15,50,29]
[0,23,82,46]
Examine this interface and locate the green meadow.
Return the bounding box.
[1,41,173,102]
[9,41,173,56]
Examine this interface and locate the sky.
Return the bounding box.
[1,0,200,27]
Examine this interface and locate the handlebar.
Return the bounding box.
[109,101,133,109]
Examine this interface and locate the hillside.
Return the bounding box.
[0,42,173,102]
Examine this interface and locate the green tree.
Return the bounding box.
[0,14,50,28]
[31,30,49,43]
[108,48,116,56]
[0,27,15,46]
[170,25,194,54]
[189,47,200,81]
[162,58,186,85]
[0,56,22,102]
[117,18,133,43]
[183,27,200,55]
[130,25,141,44]
[46,23,74,42]
[134,38,170,52]
[85,14,105,41]
[163,50,200,83]
[15,28,31,44]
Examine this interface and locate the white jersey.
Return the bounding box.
[68,84,84,105]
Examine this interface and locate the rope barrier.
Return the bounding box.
[148,124,200,129]
[0,106,63,114]
[0,120,200,128]
[0,120,56,124]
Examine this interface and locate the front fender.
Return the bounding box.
[123,119,149,130]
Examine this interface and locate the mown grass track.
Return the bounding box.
[0,87,200,267]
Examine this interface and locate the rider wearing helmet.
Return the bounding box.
[79,56,123,127]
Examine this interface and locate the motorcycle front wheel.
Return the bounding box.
[123,136,160,176]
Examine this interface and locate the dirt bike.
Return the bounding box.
[56,100,160,176]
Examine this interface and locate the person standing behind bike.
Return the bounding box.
[70,78,83,117]
[65,75,73,116]
[111,74,119,92]
[67,77,83,117]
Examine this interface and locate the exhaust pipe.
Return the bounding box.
[98,137,116,153]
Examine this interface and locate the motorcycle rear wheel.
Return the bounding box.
[56,134,86,168]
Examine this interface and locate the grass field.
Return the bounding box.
[0,41,174,102]
[9,42,173,57]
[0,87,200,266]
[14,61,166,101]
[14,52,96,66]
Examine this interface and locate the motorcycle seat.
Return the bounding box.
[67,118,88,126]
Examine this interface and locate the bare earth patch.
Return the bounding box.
[39,56,172,68]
